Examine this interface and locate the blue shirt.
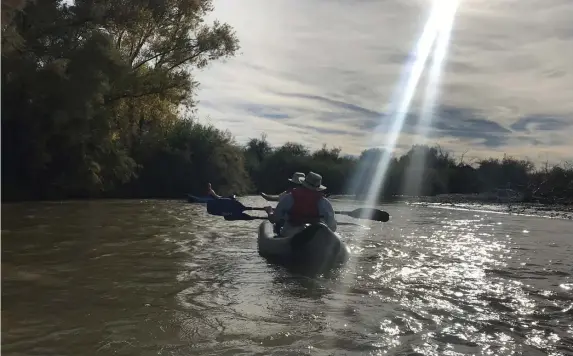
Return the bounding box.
[272,192,337,235]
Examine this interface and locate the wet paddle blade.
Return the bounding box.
[207,198,246,216]
[223,213,263,221]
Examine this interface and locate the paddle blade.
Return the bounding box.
[206,198,246,216]
[343,208,390,222]
[223,213,258,221]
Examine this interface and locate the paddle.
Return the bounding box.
[336,208,390,222]
[222,213,371,229]
[223,213,264,221]
[207,198,390,222]
[261,192,331,202]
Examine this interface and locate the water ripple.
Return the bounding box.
[1,199,572,355]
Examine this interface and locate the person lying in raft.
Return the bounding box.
[207,183,237,200]
[264,171,337,237]
[207,183,222,199]
[260,172,305,202]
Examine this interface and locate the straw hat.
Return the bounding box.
[301,172,326,191]
[288,172,305,184]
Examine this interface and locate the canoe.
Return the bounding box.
[257,221,350,273]
[186,194,236,203]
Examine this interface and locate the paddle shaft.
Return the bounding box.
[227,215,367,227]
[207,198,389,222]
[245,207,267,211]
[335,210,359,216]
[252,207,389,221]
[261,207,386,220]
[248,206,353,214]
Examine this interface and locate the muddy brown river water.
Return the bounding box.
[2,198,572,355]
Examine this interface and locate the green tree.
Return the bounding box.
[2,0,242,200]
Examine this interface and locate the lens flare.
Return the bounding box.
[346,0,460,220]
[339,0,461,296]
[403,0,460,196]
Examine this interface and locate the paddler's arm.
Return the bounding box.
[260,192,284,202]
[318,198,337,232]
[265,194,293,224]
[207,183,222,198]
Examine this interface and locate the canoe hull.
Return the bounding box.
[257,221,350,273]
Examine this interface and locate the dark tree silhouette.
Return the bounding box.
[2,1,572,204]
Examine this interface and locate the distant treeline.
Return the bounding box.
[2,1,572,204]
[242,138,573,205]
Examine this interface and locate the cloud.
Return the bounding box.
[194,0,573,164]
[510,116,573,133]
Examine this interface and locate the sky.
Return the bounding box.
[194,0,573,164]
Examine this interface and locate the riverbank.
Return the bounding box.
[329,194,573,220]
[3,193,572,220]
[408,201,573,220]
[3,199,571,355]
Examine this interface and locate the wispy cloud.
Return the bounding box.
[195,0,573,163]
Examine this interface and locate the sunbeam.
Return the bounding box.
[345,3,442,201]
[353,0,457,219]
[403,0,460,197]
[338,0,462,298]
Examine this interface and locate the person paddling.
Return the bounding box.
[264,171,337,237]
[207,183,222,199]
[260,172,305,201]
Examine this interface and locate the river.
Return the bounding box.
[2,197,572,355]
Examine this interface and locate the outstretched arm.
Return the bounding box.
[260,192,283,202]
[207,183,221,198]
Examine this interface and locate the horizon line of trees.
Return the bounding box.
[242,137,573,205]
[2,0,572,204]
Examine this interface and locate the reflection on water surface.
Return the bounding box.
[2,198,572,355]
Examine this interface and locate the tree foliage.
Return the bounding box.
[245,138,573,205]
[2,0,240,200]
[2,1,572,204]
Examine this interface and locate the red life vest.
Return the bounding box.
[288,188,322,226]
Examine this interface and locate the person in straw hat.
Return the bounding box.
[264,171,336,237]
[260,172,305,202]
